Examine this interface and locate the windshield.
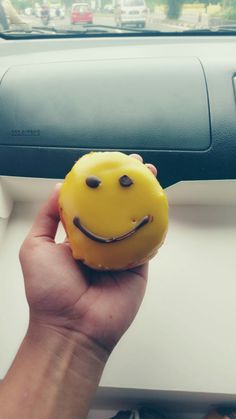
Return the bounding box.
[0,0,235,35]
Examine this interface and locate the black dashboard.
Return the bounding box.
[0,35,236,187]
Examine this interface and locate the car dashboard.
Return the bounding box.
[0,34,236,418]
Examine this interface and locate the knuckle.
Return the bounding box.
[19,238,32,263]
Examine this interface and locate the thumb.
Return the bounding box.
[27,183,62,242]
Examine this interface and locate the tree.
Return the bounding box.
[11,0,34,10]
[166,0,184,19]
[166,0,222,20]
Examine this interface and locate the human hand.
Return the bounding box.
[20,155,157,356]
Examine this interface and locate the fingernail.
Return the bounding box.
[55,182,62,190]
[129,153,143,162]
[145,163,158,177]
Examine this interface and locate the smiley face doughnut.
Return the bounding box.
[59,151,168,270]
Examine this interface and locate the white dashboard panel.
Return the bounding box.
[0,177,236,418]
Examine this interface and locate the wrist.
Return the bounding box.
[27,316,109,375]
[0,317,108,419]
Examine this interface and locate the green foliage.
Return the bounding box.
[224,0,235,6]
[221,6,236,19]
[61,0,73,7]
[211,0,236,20]
[164,0,222,20]
[11,0,34,10]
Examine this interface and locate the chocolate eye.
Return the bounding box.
[86,176,101,188]
[119,175,133,187]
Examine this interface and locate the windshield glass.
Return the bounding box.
[0,0,234,34]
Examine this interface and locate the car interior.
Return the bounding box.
[0,2,236,418]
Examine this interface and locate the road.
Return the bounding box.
[24,13,189,32]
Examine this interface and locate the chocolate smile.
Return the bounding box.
[73,215,152,243]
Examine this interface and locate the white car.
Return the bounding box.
[114,0,147,27]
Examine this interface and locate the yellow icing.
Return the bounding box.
[59,151,168,270]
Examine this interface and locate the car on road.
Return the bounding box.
[70,3,93,24]
[114,0,147,27]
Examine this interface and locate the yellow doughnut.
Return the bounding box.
[59,151,168,270]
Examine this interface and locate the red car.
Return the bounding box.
[71,3,93,24]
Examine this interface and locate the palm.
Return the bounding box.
[21,238,147,352]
